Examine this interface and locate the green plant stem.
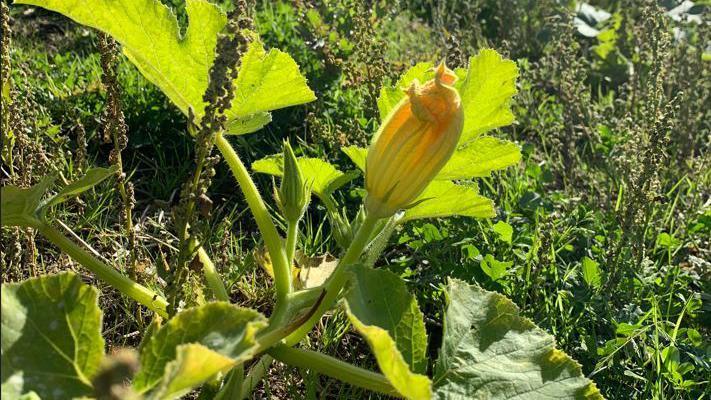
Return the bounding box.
[285,219,298,267]
[197,246,230,302]
[240,355,273,399]
[285,214,379,345]
[36,222,168,317]
[215,132,292,306]
[268,345,398,397]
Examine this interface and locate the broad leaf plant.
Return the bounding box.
[2,0,604,399]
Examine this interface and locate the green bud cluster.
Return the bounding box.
[276,141,311,223]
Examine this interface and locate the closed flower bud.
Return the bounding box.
[365,63,463,218]
[276,141,310,222]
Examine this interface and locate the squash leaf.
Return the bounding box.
[15,0,315,134]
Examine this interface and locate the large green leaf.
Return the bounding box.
[434,279,604,400]
[375,50,517,147]
[147,344,236,400]
[133,302,267,394]
[403,181,495,222]
[16,0,315,133]
[252,155,358,200]
[458,49,519,144]
[0,176,54,227]
[228,41,316,122]
[1,273,105,399]
[343,265,431,400]
[435,136,521,180]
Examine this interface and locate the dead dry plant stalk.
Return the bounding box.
[168,0,254,314]
[607,0,676,288]
[98,33,138,280]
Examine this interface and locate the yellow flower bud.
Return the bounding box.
[365,63,463,218]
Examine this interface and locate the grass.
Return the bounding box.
[2,1,709,399]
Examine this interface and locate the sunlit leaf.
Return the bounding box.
[1,273,104,400]
[403,181,495,222]
[342,145,367,171]
[224,111,272,136]
[458,49,519,144]
[480,254,511,281]
[436,136,521,180]
[252,155,357,200]
[581,257,602,289]
[227,41,316,124]
[434,279,604,399]
[375,50,517,146]
[147,344,236,400]
[492,220,513,244]
[16,0,315,133]
[344,265,431,400]
[133,302,267,394]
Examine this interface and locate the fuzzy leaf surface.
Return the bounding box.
[1,273,104,400]
[344,265,431,400]
[435,136,521,181]
[457,50,519,144]
[403,181,495,222]
[133,302,267,394]
[434,279,604,400]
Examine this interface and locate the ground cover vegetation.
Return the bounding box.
[1,0,709,399]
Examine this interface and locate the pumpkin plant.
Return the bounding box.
[2,0,603,399]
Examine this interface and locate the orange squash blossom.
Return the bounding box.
[365,63,463,218]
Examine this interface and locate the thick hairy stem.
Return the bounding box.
[268,345,398,397]
[215,133,292,306]
[284,214,379,345]
[36,222,168,317]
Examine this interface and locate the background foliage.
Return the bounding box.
[1,0,709,398]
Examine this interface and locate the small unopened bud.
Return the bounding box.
[365,63,463,218]
[276,141,310,222]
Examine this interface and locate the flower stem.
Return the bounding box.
[268,345,398,397]
[214,133,292,306]
[284,214,379,345]
[36,222,168,318]
[285,219,298,267]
